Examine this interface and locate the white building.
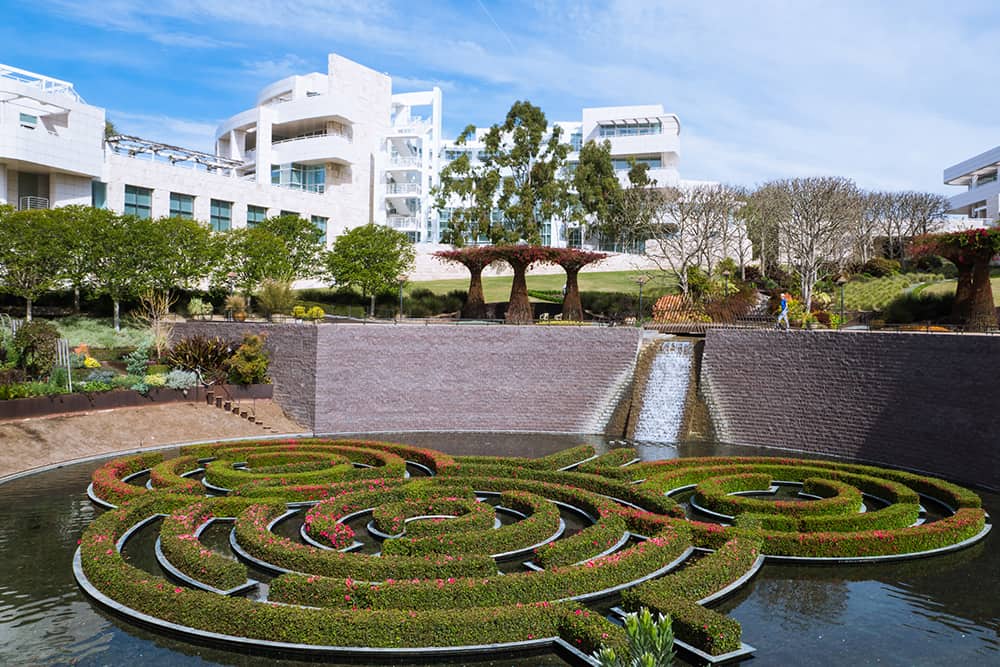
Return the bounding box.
[943,146,1000,222]
[2,55,682,252]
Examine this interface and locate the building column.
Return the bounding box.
[254,106,274,185]
[0,164,7,206]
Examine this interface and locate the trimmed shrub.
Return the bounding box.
[225,334,270,385]
[12,320,60,378]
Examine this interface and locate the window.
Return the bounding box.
[169,192,194,219]
[311,215,328,244]
[19,112,37,129]
[598,121,662,138]
[611,156,662,171]
[210,199,232,232]
[247,205,267,227]
[280,210,299,218]
[540,221,551,246]
[570,131,582,152]
[271,163,325,192]
[124,185,152,219]
[91,181,107,209]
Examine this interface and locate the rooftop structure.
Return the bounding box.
[943,145,1000,221]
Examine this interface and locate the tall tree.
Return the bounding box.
[0,208,70,321]
[325,224,415,317]
[214,226,293,306]
[768,177,859,312]
[433,246,499,318]
[254,214,326,280]
[853,191,887,265]
[435,101,574,245]
[573,139,621,246]
[149,216,220,294]
[90,214,159,331]
[51,205,114,313]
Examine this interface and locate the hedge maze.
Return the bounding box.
[75,439,990,662]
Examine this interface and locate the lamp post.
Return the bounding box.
[396,274,408,324]
[634,275,651,328]
[722,269,731,299]
[836,274,848,329]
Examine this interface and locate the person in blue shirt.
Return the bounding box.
[777,292,790,331]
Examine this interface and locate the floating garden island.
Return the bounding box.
[74,439,991,664]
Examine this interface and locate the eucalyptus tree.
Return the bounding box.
[435,100,575,245]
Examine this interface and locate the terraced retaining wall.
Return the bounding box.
[172,323,642,435]
[701,329,1000,490]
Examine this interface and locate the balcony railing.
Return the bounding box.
[272,128,351,146]
[18,196,49,210]
[385,183,421,195]
[388,156,421,168]
[387,215,420,229]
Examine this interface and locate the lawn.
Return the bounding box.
[50,316,152,349]
[409,270,678,302]
[840,273,945,311]
[920,275,1000,303]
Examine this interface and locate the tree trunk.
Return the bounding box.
[952,265,974,324]
[966,261,998,332]
[73,286,81,314]
[505,261,533,324]
[463,266,487,319]
[561,268,583,321]
[25,297,32,322]
[113,300,120,332]
[370,293,376,319]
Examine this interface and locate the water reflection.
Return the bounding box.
[0,435,996,666]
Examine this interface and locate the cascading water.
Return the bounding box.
[633,341,694,443]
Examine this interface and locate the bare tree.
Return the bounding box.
[646,184,733,295]
[852,191,887,264]
[728,189,755,280]
[900,191,950,239]
[769,177,859,312]
[742,182,785,278]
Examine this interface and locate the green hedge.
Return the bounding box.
[148,455,206,495]
[576,447,639,479]
[268,526,689,610]
[159,499,252,590]
[454,445,596,471]
[535,514,628,569]
[234,503,497,581]
[381,491,560,557]
[695,475,863,518]
[372,495,492,538]
[91,452,164,505]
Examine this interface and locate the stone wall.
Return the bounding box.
[701,329,1000,490]
[171,322,317,428]
[171,322,642,436]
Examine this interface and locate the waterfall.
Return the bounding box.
[633,341,694,443]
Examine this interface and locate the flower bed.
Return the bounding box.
[159,499,253,590]
[371,495,492,537]
[695,475,864,518]
[535,514,628,569]
[148,456,204,494]
[268,526,689,610]
[91,452,164,505]
[454,445,595,471]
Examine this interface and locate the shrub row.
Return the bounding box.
[268,526,690,611]
[454,445,596,472]
[637,456,974,508]
[90,452,164,506]
[381,491,561,557]
[80,498,625,648]
[204,457,356,490]
[159,499,252,590]
[535,514,628,569]
[695,475,864,518]
[148,455,206,495]
[233,502,496,581]
[621,536,761,655]
[442,463,678,515]
[373,495,492,538]
[575,447,639,477]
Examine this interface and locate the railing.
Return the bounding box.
[387,215,420,229]
[0,63,83,102]
[385,183,421,195]
[18,196,49,210]
[271,128,351,146]
[388,156,421,168]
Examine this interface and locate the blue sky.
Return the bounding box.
[3,0,998,193]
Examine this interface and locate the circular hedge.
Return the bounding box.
[76,440,990,661]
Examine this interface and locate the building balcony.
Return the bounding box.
[386,215,421,230]
[270,133,354,165]
[385,182,421,195]
[387,156,422,169]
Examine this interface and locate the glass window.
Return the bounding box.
[280,210,299,218]
[91,181,107,209]
[570,131,582,152]
[124,185,152,219]
[210,199,232,232]
[611,156,662,171]
[247,205,267,227]
[19,112,38,127]
[169,192,194,219]
[311,215,328,244]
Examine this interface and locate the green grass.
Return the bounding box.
[49,316,152,350]
[409,270,678,302]
[921,276,1000,303]
[841,273,945,311]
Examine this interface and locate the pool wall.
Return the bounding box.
[701,329,1000,490]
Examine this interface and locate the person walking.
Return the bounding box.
[777,292,791,331]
